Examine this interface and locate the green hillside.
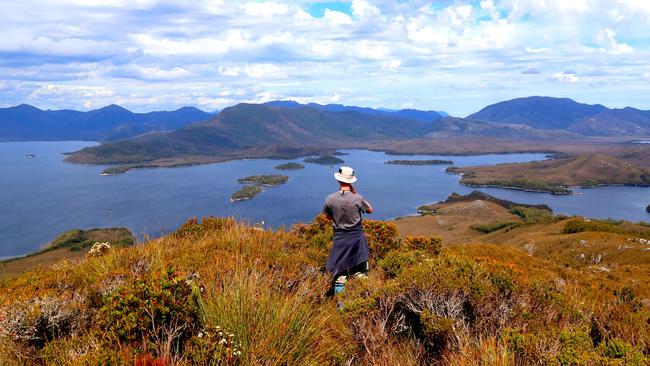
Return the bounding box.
[66,104,434,166]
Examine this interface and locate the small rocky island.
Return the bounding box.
[231,175,289,202]
[303,155,344,165]
[386,159,454,165]
[647,204,650,213]
[275,162,305,170]
[237,174,289,186]
[231,185,263,202]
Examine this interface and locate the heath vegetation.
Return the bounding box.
[1,215,648,365]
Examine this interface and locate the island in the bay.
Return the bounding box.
[230,174,289,202]
[303,155,345,165]
[275,162,305,170]
[385,159,454,165]
[237,174,289,186]
[230,185,263,202]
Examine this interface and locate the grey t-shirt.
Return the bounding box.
[322,191,373,230]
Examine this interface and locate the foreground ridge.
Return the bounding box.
[0,217,649,365]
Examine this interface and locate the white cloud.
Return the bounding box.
[352,0,381,19]
[323,10,353,26]
[241,1,288,18]
[244,64,287,79]
[596,27,633,54]
[552,71,579,83]
[218,66,240,77]
[0,0,649,115]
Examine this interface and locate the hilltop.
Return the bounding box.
[65,103,435,172]
[0,215,648,365]
[447,154,650,194]
[468,96,650,136]
[397,190,650,284]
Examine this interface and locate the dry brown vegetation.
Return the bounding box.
[0,213,649,365]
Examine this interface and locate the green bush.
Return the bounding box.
[558,331,600,365]
[563,218,622,235]
[377,250,427,278]
[419,310,455,354]
[176,217,236,238]
[471,221,521,234]
[510,205,556,224]
[95,267,202,357]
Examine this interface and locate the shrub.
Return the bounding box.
[0,296,81,349]
[402,236,442,255]
[419,310,455,355]
[377,250,428,278]
[290,215,333,252]
[557,331,600,365]
[95,267,202,358]
[603,338,629,359]
[176,216,235,238]
[362,220,400,260]
[291,217,400,261]
[471,221,520,234]
[563,218,621,235]
[510,205,556,224]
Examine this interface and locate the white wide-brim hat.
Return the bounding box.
[334,166,357,184]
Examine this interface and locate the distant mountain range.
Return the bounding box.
[263,100,446,123]
[62,96,650,169]
[468,96,650,136]
[5,96,650,170]
[0,104,213,141]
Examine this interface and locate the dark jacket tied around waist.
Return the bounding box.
[326,227,369,277]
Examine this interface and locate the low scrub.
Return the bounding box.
[563,218,650,239]
[471,221,521,234]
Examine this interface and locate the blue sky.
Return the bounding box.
[0,0,649,116]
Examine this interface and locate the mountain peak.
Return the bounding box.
[12,103,41,111]
[467,96,608,129]
[96,104,131,113]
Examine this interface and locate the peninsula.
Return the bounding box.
[447,154,650,194]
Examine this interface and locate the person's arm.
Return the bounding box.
[360,197,373,214]
[322,201,333,220]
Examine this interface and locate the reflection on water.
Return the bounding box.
[1,141,649,257]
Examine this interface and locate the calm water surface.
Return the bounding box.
[2,141,649,257]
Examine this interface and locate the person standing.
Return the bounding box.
[322,166,374,294]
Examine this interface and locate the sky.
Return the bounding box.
[1,0,649,116]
